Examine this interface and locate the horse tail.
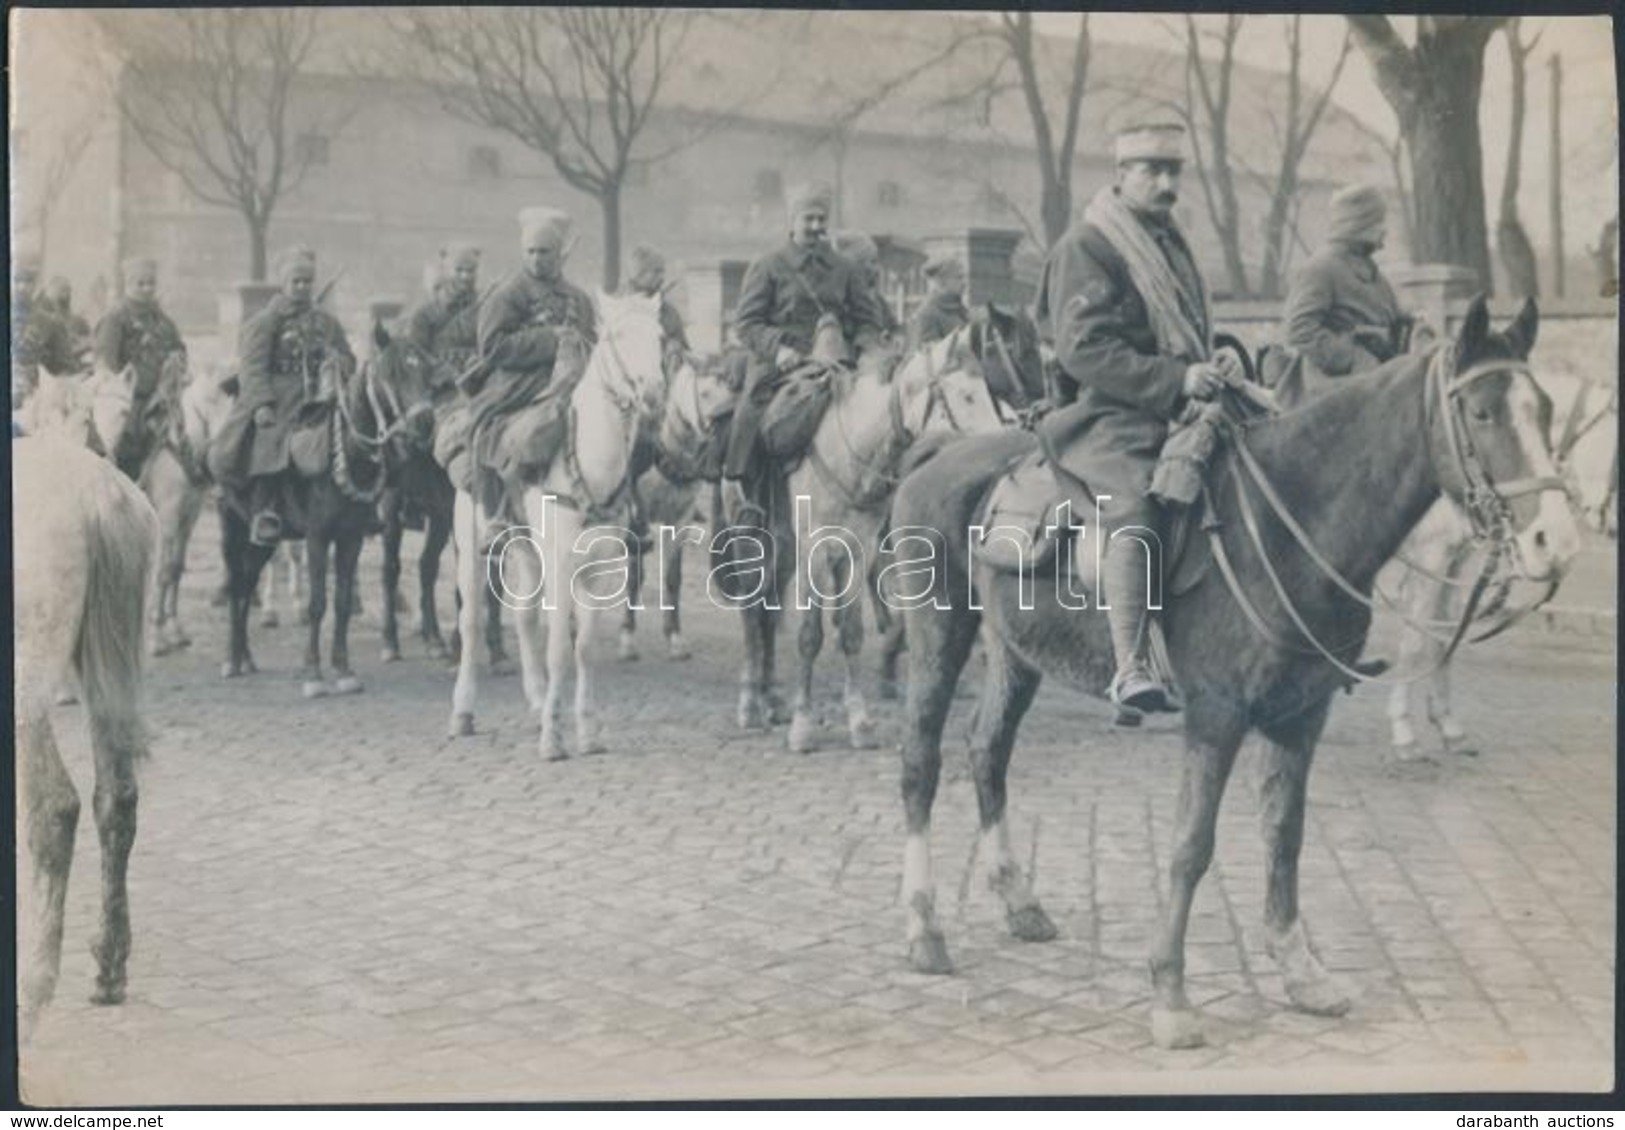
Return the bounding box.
[76,472,160,764]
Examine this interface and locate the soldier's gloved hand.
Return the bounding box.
[775,346,803,370]
[1183,362,1224,401]
[253,404,276,428]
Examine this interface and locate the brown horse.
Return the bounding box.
[889,298,1580,1050]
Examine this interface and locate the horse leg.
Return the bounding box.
[1385,619,1432,761]
[419,500,453,660]
[574,590,606,757]
[1258,700,1352,1017]
[88,702,145,1007]
[485,584,514,675]
[506,540,549,718]
[538,556,573,764]
[300,534,331,698]
[662,538,690,660]
[221,508,268,678]
[788,598,824,754]
[835,559,879,750]
[330,530,365,695]
[448,491,483,736]
[1426,552,1476,757]
[167,479,204,650]
[1148,701,1246,1050]
[900,603,980,975]
[969,645,1054,943]
[737,602,769,730]
[17,706,80,1039]
[380,489,404,662]
[875,598,906,702]
[618,540,643,662]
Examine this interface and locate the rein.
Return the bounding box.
[1212,348,1563,686]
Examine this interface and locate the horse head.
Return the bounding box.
[595,290,670,422]
[87,364,140,455]
[365,321,446,456]
[891,330,1007,441]
[658,353,733,458]
[1430,296,1580,583]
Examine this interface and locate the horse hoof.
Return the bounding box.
[1150,1007,1205,1050]
[175,633,192,649]
[149,638,175,659]
[89,984,126,1007]
[426,640,450,662]
[221,663,241,679]
[260,611,280,630]
[1006,903,1059,943]
[381,646,402,663]
[448,713,475,738]
[907,931,954,976]
[302,680,330,700]
[489,657,518,678]
[737,695,768,731]
[1444,736,1479,758]
[617,637,640,663]
[1286,972,1353,1017]
[578,739,608,757]
[666,636,692,661]
[1114,707,1143,728]
[333,675,364,695]
[543,735,570,762]
[787,713,818,754]
[848,719,880,750]
[766,694,793,727]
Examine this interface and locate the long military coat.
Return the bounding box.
[1033,215,1203,507]
[1284,243,1404,377]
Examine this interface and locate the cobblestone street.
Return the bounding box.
[21,519,1617,1103]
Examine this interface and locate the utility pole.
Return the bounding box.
[1548,53,1565,297]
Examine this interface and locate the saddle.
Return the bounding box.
[760,361,836,465]
[975,449,1213,600]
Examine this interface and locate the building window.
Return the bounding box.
[468,145,502,180]
[295,132,331,167]
[753,168,783,208]
[877,180,903,209]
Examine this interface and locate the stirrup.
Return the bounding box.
[249,510,283,547]
[1110,664,1178,715]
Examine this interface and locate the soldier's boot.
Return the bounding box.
[1102,538,1176,715]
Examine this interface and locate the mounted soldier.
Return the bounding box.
[1033,122,1241,714]
[908,253,970,353]
[405,241,483,377]
[451,206,597,543]
[208,245,356,546]
[624,244,689,365]
[1276,184,1418,406]
[12,254,78,401]
[94,257,188,479]
[45,276,93,369]
[721,181,888,522]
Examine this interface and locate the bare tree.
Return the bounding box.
[1347,15,1509,287]
[107,9,332,282]
[1180,15,1249,296]
[1255,18,1354,298]
[1496,18,1543,297]
[387,8,702,291]
[16,115,98,266]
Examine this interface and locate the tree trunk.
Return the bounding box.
[1497,23,1538,296]
[1260,180,1295,298]
[248,214,269,283]
[599,182,622,293]
[1405,38,1494,287]
[1040,176,1070,249]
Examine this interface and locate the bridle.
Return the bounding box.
[1213,346,1567,686]
[558,315,665,522]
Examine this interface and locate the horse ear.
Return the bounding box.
[1504,297,1540,358]
[1454,294,1491,368]
[373,319,391,351]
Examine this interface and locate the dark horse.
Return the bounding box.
[219,356,386,696]
[366,323,511,669]
[716,303,1049,734]
[890,298,1579,1050]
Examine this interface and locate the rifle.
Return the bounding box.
[316,266,346,309]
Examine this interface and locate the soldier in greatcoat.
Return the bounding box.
[1280,184,1412,404]
[209,245,355,545]
[908,253,970,352]
[721,181,888,517]
[94,257,188,478]
[1033,122,1240,713]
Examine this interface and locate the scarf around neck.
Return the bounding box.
[1083,186,1210,362]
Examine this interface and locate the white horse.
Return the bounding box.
[15,435,159,1041]
[14,365,139,459]
[782,329,1011,752]
[449,291,672,759]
